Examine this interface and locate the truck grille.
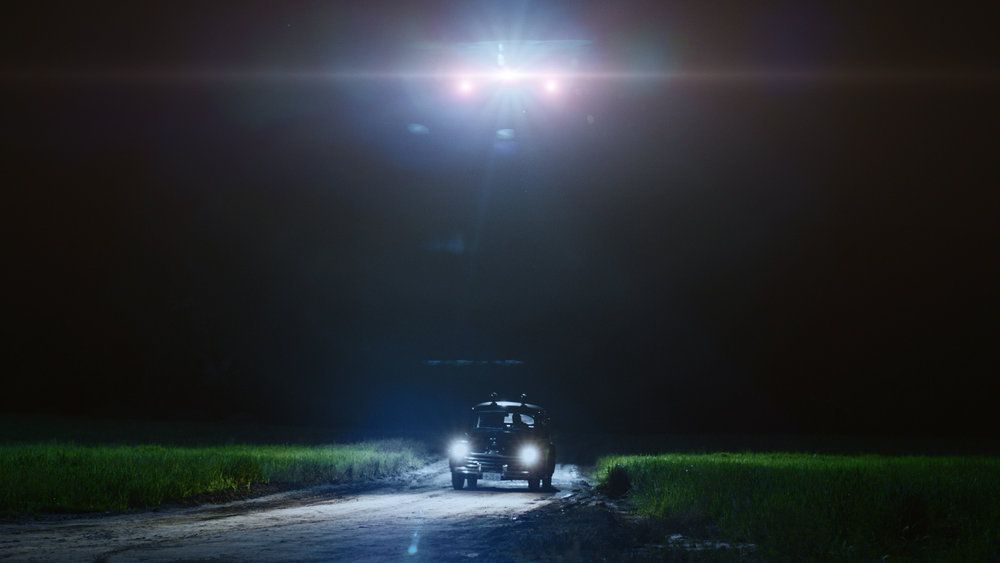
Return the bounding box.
[465,452,518,472]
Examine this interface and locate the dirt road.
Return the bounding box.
[0,462,591,562]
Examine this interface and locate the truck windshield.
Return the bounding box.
[476,412,507,429]
[475,411,535,429]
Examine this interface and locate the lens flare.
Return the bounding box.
[498,69,521,82]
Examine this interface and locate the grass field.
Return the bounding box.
[0,440,427,514]
[596,453,1000,560]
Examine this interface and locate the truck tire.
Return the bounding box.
[527,478,540,491]
[451,472,465,490]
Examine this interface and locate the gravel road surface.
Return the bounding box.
[0,462,592,562]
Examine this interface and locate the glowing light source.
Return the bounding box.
[449,440,469,459]
[457,79,473,94]
[519,444,540,466]
[544,79,559,93]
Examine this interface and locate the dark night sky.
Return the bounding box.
[2,1,997,435]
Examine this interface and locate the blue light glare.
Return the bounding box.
[407,530,420,555]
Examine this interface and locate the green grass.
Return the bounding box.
[596,453,1000,560]
[0,440,427,514]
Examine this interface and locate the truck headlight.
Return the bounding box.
[449,440,469,460]
[519,444,540,466]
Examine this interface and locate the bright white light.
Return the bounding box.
[449,440,469,459]
[457,79,473,94]
[497,68,521,82]
[544,79,559,93]
[519,444,540,466]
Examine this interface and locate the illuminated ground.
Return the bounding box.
[0,462,587,561]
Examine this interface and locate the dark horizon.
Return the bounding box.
[3,1,997,438]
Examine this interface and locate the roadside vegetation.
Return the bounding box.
[596,452,1000,560]
[0,440,427,514]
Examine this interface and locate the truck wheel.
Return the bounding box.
[527,478,540,491]
[542,477,552,490]
[451,473,465,490]
[466,477,478,488]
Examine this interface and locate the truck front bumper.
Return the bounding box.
[450,453,542,480]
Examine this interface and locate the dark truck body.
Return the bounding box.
[448,398,556,491]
